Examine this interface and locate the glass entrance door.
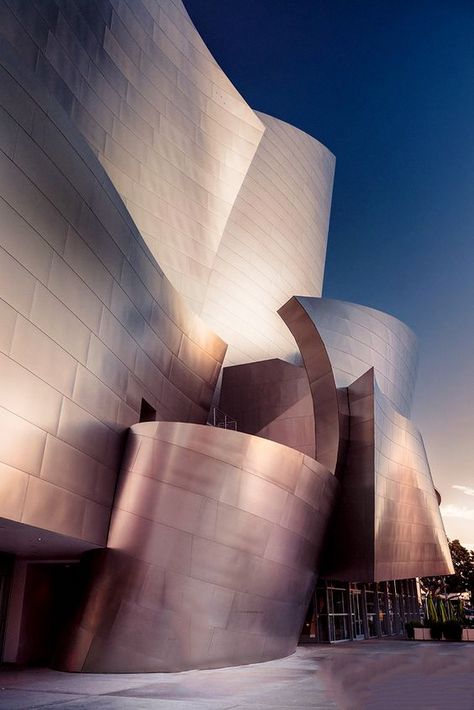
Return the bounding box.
[351,590,364,639]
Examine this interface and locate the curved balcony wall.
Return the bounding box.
[293,297,418,417]
[57,421,338,672]
[0,46,225,551]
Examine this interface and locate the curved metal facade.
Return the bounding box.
[0,0,265,315]
[279,300,452,582]
[374,384,452,580]
[0,0,452,672]
[294,297,418,417]
[0,40,225,550]
[220,359,315,458]
[201,113,335,365]
[323,371,453,581]
[58,422,338,672]
[278,297,341,473]
[0,0,334,366]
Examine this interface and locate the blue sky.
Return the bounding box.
[184,0,474,548]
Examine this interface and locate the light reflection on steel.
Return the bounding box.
[278,297,341,473]
[289,297,418,417]
[279,297,453,582]
[0,0,454,672]
[57,422,338,672]
[0,59,227,548]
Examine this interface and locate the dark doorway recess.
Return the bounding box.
[139,398,156,422]
[17,562,81,666]
[0,554,13,663]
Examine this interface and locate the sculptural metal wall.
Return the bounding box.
[201,113,335,365]
[278,297,341,474]
[292,297,418,417]
[324,370,453,581]
[0,0,265,315]
[58,422,338,671]
[0,0,453,670]
[373,382,453,580]
[0,41,225,551]
[281,300,453,582]
[0,0,334,366]
[219,359,315,457]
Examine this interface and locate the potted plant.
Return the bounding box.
[429,621,444,640]
[405,621,423,639]
[442,620,463,641]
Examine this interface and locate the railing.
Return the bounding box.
[209,407,237,430]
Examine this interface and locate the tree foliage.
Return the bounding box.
[420,539,474,602]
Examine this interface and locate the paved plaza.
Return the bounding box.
[0,640,473,710]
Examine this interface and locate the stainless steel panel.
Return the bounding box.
[200,110,334,366]
[48,253,103,333]
[0,352,62,434]
[22,476,87,541]
[11,315,78,397]
[63,226,114,308]
[30,283,91,364]
[0,406,46,476]
[40,436,102,504]
[0,0,334,366]
[0,463,29,520]
[0,297,17,354]
[0,194,53,283]
[0,245,37,316]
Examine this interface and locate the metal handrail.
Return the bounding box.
[210,407,237,430]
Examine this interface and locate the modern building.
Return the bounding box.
[0,0,452,671]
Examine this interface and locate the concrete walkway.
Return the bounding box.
[0,640,473,709]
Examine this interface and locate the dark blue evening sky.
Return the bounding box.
[184,0,474,546]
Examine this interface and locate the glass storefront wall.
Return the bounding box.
[301,577,421,644]
[327,583,350,641]
[365,587,378,637]
[350,584,364,639]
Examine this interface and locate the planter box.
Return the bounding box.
[414,627,474,641]
[414,628,432,640]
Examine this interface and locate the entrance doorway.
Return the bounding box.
[17,562,81,666]
[0,555,13,663]
[350,589,364,639]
